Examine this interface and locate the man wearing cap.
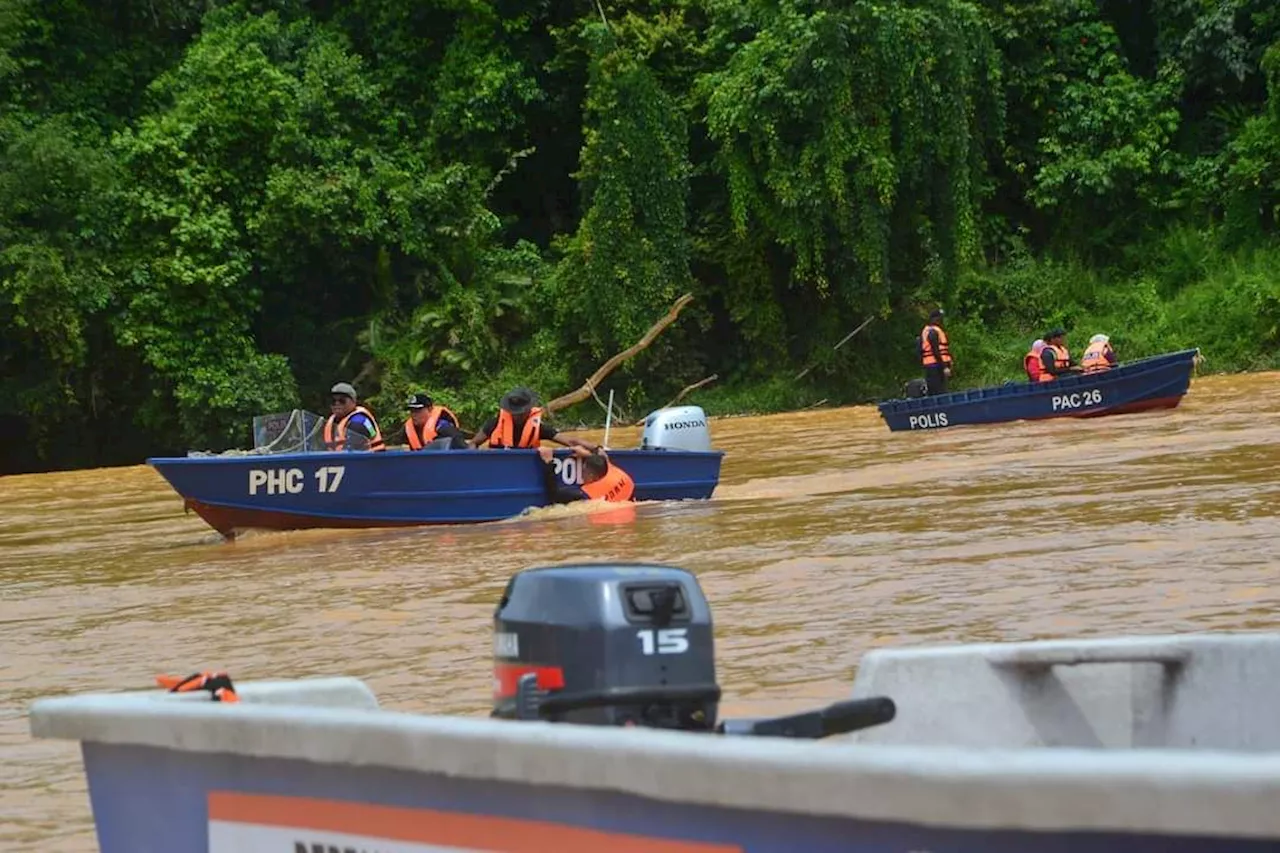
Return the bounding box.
[1038,328,1080,381]
[919,308,953,395]
[468,386,599,452]
[398,392,467,450]
[322,383,386,452]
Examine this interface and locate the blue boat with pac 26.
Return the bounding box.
[878,348,1200,432]
[147,405,723,538]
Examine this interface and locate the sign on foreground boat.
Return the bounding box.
[29,561,1280,852]
[147,405,724,538]
[878,348,1200,432]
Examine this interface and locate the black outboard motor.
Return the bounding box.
[904,377,929,399]
[492,563,896,739]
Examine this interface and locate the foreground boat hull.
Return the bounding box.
[148,448,724,536]
[30,632,1280,853]
[877,348,1199,432]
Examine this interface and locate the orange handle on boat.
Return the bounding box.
[156,671,240,703]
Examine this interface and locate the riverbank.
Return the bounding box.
[616,237,1280,425]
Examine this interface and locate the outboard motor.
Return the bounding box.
[640,405,712,452]
[492,563,896,739]
[904,378,929,399]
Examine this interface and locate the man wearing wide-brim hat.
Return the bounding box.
[468,386,599,452]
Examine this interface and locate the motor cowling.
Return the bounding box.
[492,563,720,730]
[640,405,712,452]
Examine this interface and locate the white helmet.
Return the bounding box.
[1089,333,1110,344]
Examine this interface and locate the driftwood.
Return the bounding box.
[633,374,718,424]
[794,315,875,380]
[544,293,695,413]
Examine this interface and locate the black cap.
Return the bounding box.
[406,392,432,410]
[929,308,945,321]
[1046,327,1066,339]
[500,387,536,415]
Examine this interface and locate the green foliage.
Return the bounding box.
[551,21,692,359]
[1029,23,1182,250]
[1222,42,1280,236]
[6,0,1280,471]
[700,0,1001,313]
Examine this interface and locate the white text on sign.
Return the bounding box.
[551,457,583,485]
[247,466,345,495]
[908,412,949,429]
[1051,389,1103,411]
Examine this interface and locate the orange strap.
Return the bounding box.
[156,671,239,703]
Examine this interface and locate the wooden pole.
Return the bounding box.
[544,293,695,413]
[794,315,875,380]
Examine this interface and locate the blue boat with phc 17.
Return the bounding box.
[877,348,1201,432]
[147,405,723,538]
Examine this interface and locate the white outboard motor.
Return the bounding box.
[640,405,712,452]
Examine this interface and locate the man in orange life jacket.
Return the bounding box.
[536,446,635,504]
[919,308,952,395]
[323,382,385,451]
[468,387,599,452]
[398,392,468,449]
[1038,328,1081,381]
[1080,334,1118,373]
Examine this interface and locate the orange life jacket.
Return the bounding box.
[1038,344,1070,382]
[323,406,385,451]
[489,407,543,449]
[1081,341,1114,374]
[920,324,952,367]
[404,406,459,449]
[1024,351,1044,382]
[580,460,635,503]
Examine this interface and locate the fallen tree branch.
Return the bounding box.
[794,315,875,380]
[545,293,695,413]
[634,374,718,424]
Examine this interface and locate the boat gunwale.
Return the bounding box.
[28,683,1280,841]
[146,446,728,468]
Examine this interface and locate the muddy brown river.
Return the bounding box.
[4,372,1280,851]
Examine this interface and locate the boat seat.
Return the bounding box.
[845,633,1280,751]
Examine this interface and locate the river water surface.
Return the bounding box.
[4,373,1280,851]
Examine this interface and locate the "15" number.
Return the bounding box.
[636,628,689,655]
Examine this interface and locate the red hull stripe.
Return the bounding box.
[209,791,742,852]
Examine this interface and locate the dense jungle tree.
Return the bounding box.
[1,0,1279,473]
